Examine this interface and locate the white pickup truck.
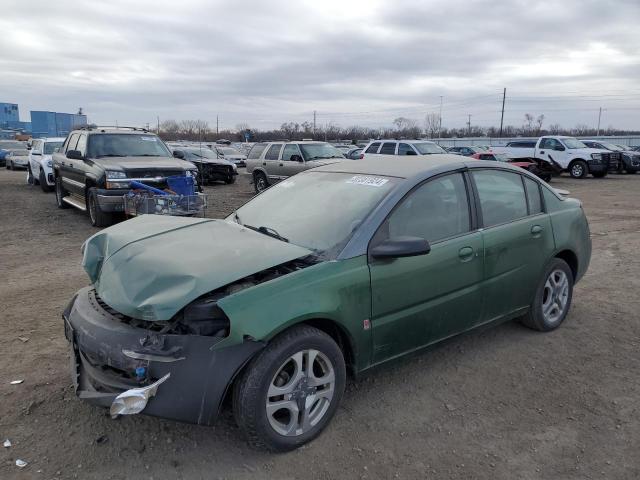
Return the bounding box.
[491,136,620,178]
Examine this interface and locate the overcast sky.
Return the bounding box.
[1,0,639,131]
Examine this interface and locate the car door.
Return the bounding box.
[61,132,82,195]
[369,172,484,363]
[471,169,555,322]
[262,144,283,182]
[279,144,304,177]
[537,138,568,168]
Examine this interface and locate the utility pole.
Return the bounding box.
[313,110,317,138]
[438,96,443,142]
[597,107,602,136]
[216,115,219,135]
[467,114,472,136]
[499,87,506,137]
[157,116,160,134]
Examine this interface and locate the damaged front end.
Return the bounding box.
[63,256,317,425]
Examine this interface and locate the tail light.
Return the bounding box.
[359,153,364,159]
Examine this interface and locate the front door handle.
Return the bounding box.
[262,162,266,166]
[458,246,474,262]
[531,225,543,237]
[539,150,545,154]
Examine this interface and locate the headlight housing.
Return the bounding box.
[591,153,602,161]
[106,170,127,179]
[46,160,53,168]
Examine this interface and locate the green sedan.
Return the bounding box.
[64,155,591,451]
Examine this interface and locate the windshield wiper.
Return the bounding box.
[136,154,163,157]
[244,224,289,243]
[234,212,242,225]
[96,154,126,158]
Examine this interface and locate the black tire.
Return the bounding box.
[39,169,52,192]
[27,165,35,185]
[626,169,637,175]
[233,325,346,452]
[253,171,269,194]
[592,171,607,178]
[225,175,236,184]
[87,187,114,227]
[568,160,588,179]
[55,175,69,208]
[7,160,13,170]
[520,258,574,332]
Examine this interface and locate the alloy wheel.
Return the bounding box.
[256,176,267,191]
[542,269,569,324]
[571,164,583,177]
[266,349,335,437]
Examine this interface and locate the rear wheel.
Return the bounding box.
[39,169,52,192]
[253,171,269,193]
[569,160,588,179]
[87,187,114,227]
[55,176,69,208]
[520,258,573,332]
[233,325,346,452]
[225,175,236,184]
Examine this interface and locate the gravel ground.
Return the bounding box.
[0,168,639,480]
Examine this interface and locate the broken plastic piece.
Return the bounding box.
[109,373,170,418]
[16,459,27,468]
[10,380,24,385]
[3,439,11,448]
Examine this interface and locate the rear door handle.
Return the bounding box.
[531,225,543,236]
[458,246,474,262]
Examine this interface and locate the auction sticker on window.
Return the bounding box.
[346,175,389,187]
[140,136,158,142]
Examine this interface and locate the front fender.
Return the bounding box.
[216,255,373,372]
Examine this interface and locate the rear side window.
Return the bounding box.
[386,173,470,243]
[365,142,381,153]
[473,170,528,227]
[379,142,396,155]
[248,143,267,160]
[265,144,282,160]
[524,177,543,214]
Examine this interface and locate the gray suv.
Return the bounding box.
[246,141,345,193]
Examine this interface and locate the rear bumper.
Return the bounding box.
[63,287,262,425]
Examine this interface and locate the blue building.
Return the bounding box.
[1,102,20,128]
[31,111,87,138]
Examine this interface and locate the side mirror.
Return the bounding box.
[31,149,42,156]
[554,145,565,151]
[291,154,303,163]
[405,150,417,156]
[370,236,431,259]
[173,150,185,159]
[66,150,83,160]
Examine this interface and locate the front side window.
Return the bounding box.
[86,134,171,158]
[398,143,415,155]
[282,144,301,161]
[75,134,87,156]
[385,173,470,244]
[365,142,381,153]
[248,143,267,159]
[473,170,528,227]
[43,141,63,154]
[265,144,283,160]
[379,142,396,154]
[66,133,80,152]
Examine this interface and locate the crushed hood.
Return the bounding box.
[82,215,312,321]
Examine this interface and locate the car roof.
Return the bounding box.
[369,139,437,143]
[37,137,66,142]
[312,154,469,178]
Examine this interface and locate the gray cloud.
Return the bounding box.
[1,0,639,130]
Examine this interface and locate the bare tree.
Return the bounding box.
[393,117,418,131]
[535,114,545,134]
[523,113,534,134]
[424,113,440,138]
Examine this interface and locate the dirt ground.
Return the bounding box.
[1,168,639,480]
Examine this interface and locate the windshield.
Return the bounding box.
[413,143,447,154]
[185,148,218,159]
[87,134,172,158]
[493,153,511,162]
[219,147,242,156]
[601,142,624,151]
[44,142,63,154]
[563,138,587,149]
[299,143,345,160]
[229,172,398,257]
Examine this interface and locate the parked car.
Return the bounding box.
[630,146,640,152]
[491,136,620,178]
[0,140,27,168]
[53,126,198,227]
[362,140,446,158]
[470,151,554,182]
[5,149,30,170]
[175,147,238,184]
[446,146,485,156]
[345,147,363,160]
[64,155,591,451]
[212,145,247,167]
[26,137,65,192]
[246,141,345,193]
[582,140,640,174]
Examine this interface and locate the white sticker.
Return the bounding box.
[346,175,389,187]
[140,136,157,142]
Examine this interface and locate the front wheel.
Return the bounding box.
[55,176,69,208]
[225,175,236,184]
[569,160,588,179]
[520,258,574,332]
[87,187,114,227]
[40,169,52,192]
[233,325,346,452]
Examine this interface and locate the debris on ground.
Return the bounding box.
[3,439,11,448]
[16,459,28,468]
[10,379,24,385]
